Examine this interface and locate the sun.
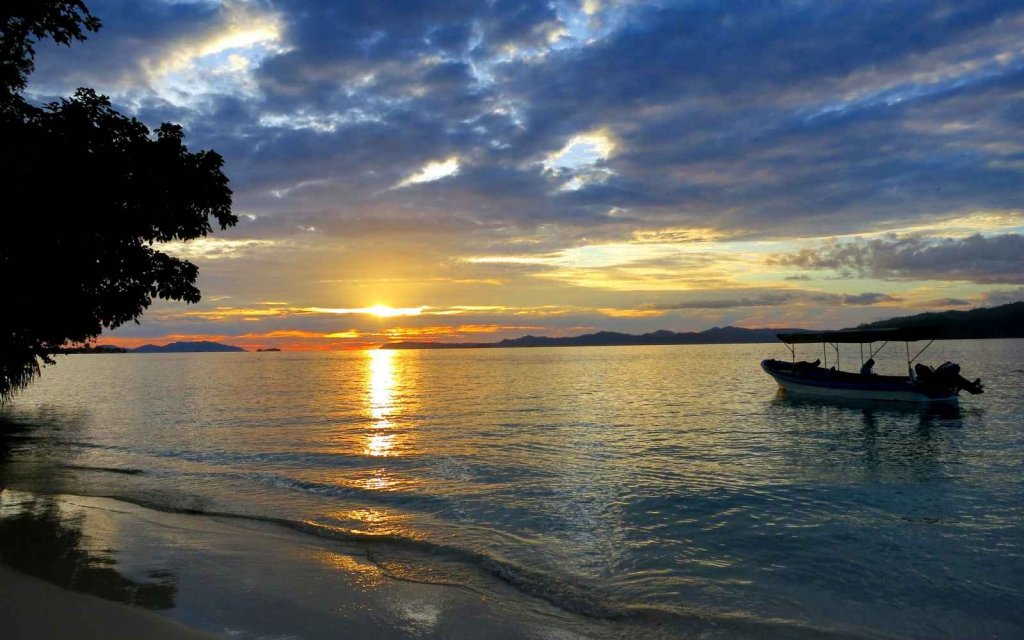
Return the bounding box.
[367,305,425,318]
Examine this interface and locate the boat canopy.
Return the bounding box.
[777,327,945,344]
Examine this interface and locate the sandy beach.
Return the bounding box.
[0,488,629,640]
[0,563,221,639]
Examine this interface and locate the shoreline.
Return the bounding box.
[0,488,903,640]
[0,487,664,640]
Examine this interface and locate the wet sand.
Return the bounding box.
[0,488,611,640]
[0,563,222,639]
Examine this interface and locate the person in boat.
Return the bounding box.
[860,358,875,376]
[794,358,820,371]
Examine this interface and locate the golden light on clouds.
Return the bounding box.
[172,304,570,324]
[597,308,665,318]
[144,2,284,79]
[161,238,279,260]
[323,330,362,339]
[630,227,731,243]
[306,306,427,317]
[466,238,768,291]
[456,324,542,333]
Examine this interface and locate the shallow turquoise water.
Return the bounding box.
[2,342,1022,638]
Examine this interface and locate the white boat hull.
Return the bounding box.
[761,362,958,403]
[769,374,955,403]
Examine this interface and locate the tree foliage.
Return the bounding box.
[1,1,236,402]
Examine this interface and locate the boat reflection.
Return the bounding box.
[770,390,968,474]
[770,389,964,424]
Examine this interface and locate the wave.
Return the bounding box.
[23,490,855,639]
[40,483,646,621]
[189,469,455,512]
[65,440,383,469]
[60,464,143,475]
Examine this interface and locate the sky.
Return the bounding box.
[28,0,1024,350]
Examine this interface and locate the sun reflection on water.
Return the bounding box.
[361,468,396,491]
[365,349,403,457]
[309,508,417,538]
[314,351,422,541]
[311,550,387,590]
[359,349,420,460]
[369,348,395,427]
[366,433,397,457]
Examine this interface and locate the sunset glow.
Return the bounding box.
[7,4,1019,639]
[45,0,1021,352]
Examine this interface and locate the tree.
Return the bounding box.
[1,1,236,402]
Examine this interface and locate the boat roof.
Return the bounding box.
[777,326,945,344]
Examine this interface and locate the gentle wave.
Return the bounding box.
[37,488,857,638]
[59,464,143,475]
[65,440,377,469]
[53,487,635,619]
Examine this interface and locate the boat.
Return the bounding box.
[761,327,984,402]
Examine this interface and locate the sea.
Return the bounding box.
[1,341,1022,639]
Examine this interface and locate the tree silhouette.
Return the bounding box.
[1,1,237,402]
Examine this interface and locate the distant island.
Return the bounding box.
[51,344,128,354]
[56,341,247,354]
[382,301,1024,350]
[57,302,1024,354]
[132,341,247,353]
[382,326,812,350]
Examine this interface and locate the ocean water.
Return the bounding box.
[1,341,1023,638]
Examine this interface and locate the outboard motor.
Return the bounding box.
[924,362,984,395]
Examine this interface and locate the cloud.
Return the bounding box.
[842,292,902,306]
[18,0,1024,341]
[31,0,1024,247]
[29,0,284,100]
[651,291,900,310]
[770,233,1024,284]
[982,287,1024,306]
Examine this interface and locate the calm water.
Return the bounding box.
[2,342,1023,638]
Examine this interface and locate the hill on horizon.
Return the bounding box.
[130,341,246,353]
[382,301,1024,350]
[853,301,1024,339]
[77,303,1024,354]
[381,326,812,350]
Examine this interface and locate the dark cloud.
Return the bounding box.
[771,233,1024,284]
[25,0,1023,246]
[843,292,901,306]
[930,298,972,307]
[652,291,899,310]
[29,0,265,90]
[982,287,1024,306]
